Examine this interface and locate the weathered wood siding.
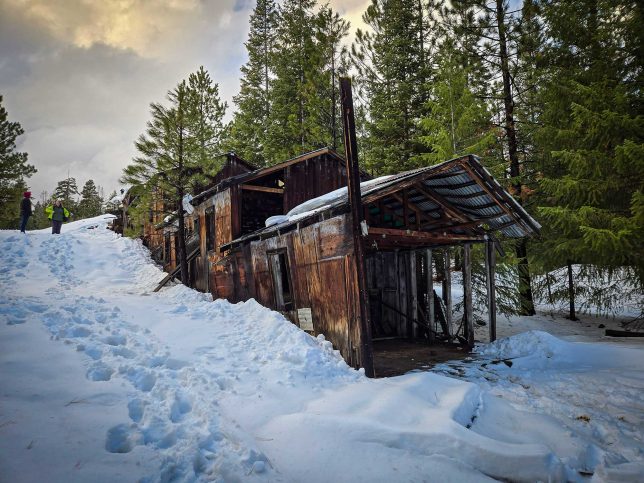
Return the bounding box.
[283,155,348,211]
[366,251,418,339]
[246,214,363,367]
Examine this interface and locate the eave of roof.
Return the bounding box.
[190,147,369,206]
[220,154,541,252]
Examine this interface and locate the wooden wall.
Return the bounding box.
[245,214,365,368]
[366,251,424,340]
[282,155,349,211]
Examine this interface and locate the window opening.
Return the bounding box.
[269,250,293,311]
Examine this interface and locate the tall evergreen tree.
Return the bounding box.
[122,68,227,283]
[53,177,79,213]
[415,38,496,164]
[78,179,103,219]
[534,0,644,317]
[0,95,36,229]
[228,0,278,165]
[187,66,228,172]
[315,5,350,152]
[265,0,324,162]
[351,0,429,174]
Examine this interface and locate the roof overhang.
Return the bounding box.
[220,155,540,252]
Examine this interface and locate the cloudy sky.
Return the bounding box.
[0,0,368,200]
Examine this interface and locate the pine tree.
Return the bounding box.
[78,179,103,219]
[316,5,350,152]
[534,0,644,317]
[415,38,496,164]
[351,0,429,174]
[52,177,79,214]
[228,0,278,165]
[187,66,228,172]
[0,95,36,229]
[122,68,227,284]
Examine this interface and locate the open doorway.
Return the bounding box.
[268,250,293,311]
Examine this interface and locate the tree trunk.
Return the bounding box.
[567,260,577,321]
[496,0,535,315]
[176,194,189,286]
[177,91,189,286]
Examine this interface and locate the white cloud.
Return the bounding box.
[0,0,370,198]
[0,0,250,197]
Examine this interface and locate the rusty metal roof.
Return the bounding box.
[221,154,540,251]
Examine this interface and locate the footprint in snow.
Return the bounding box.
[86,361,114,381]
[105,423,141,453]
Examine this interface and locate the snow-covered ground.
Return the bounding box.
[1,216,643,482]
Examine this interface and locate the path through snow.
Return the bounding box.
[1,216,642,482]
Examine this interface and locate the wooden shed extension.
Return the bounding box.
[189,148,368,298]
[219,154,540,373]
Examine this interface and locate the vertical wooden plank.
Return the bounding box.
[426,248,434,342]
[408,251,418,338]
[340,77,374,377]
[444,248,452,337]
[463,243,474,348]
[402,189,409,228]
[485,237,497,342]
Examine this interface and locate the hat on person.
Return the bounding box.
[23,191,31,198]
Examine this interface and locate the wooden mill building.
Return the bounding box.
[146,147,539,376]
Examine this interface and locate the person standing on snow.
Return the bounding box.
[45,199,70,234]
[19,191,33,233]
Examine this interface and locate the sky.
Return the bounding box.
[0,0,369,201]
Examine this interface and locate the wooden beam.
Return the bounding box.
[439,190,488,200]
[389,192,434,228]
[412,182,471,224]
[463,243,474,348]
[420,213,507,233]
[428,179,478,190]
[368,227,484,243]
[444,248,452,338]
[485,237,497,342]
[362,161,467,205]
[240,184,284,194]
[340,77,374,378]
[459,161,534,235]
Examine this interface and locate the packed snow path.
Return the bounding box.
[1,216,643,482]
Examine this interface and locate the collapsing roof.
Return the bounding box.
[221,154,540,251]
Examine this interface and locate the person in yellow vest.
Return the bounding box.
[45,199,70,234]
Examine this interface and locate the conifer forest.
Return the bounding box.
[2,0,642,319]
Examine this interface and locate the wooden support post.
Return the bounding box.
[426,248,435,343]
[408,251,418,338]
[443,248,453,338]
[485,237,497,342]
[340,77,374,377]
[463,243,474,348]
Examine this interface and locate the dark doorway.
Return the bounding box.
[268,250,293,311]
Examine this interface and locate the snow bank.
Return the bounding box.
[1,217,643,482]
